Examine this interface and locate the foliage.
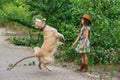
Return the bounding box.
[0,0,33,27]
[0,0,120,64]
[12,34,43,48]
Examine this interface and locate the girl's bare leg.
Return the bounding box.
[79,53,85,71]
[83,53,88,64]
[82,53,88,72]
[81,53,84,64]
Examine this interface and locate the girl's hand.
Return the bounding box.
[71,44,75,48]
[79,45,84,50]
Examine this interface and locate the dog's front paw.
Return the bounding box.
[61,35,65,41]
[62,37,65,42]
[57,42,64,46]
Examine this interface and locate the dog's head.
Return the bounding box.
[34,18,46,29]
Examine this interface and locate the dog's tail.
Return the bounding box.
[7,55,36,71]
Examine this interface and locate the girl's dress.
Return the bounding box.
[75,26,90,53]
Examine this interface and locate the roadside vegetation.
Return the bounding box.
[0,0,120,79]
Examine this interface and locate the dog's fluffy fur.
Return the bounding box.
[34,18,64,71]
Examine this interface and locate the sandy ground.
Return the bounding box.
[0,28,88,80]
[0,27,119,80]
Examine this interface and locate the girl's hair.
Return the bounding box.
[83,18,91,26]
[79,24,83,28]
[79,18,91,28]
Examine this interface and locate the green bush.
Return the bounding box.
[0,0,120,64]
[12,35,43,48]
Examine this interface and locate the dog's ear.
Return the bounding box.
[42,18,46,21]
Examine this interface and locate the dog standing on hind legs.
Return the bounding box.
[34,18,64,71]
[7,18,64,71]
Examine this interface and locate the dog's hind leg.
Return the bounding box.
[44,63,52,71]
[38,62,42,69]
[38,58,42,69]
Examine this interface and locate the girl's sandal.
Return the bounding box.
[81,64,88,72]
[75,64,84,72]
[81,68,88,72]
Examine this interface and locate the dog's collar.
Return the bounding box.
[40,24,46,31]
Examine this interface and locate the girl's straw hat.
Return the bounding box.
[82,14,91,22]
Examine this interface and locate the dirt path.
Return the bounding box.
[0,28,88,80]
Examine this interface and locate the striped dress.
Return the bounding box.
[75,26,90,53]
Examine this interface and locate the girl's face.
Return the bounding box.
[81,18,84,25]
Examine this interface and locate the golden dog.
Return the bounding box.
[7,18,64,71]
[34,18,64,71]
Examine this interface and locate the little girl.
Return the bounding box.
[72,14,91,72]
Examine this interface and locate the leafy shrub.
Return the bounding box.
[12,35,43,48]
[0,0,120,64]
